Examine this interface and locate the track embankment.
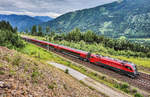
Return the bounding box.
[48,62,129,97]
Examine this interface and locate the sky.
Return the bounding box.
[0,0,117,18]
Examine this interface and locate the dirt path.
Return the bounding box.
[48,62,130,97]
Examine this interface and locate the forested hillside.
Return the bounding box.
[42,0,150,38]
[0,21,24,48]
[34,16,53,22]
[0,14,42,32]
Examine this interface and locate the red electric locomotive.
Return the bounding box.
[22,36,139,78]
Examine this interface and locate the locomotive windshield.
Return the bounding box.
[131,64,137,70]
[131,64,138,73]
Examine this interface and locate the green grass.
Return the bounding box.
[19,42,72,66]
[20,42,56,61]
[18,42,144,96]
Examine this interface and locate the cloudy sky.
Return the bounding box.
[0,0,117,18]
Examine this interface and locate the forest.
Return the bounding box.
[0,21,24,49]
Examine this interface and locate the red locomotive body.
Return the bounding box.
[22,37,139,78]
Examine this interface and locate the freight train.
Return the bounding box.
[22,36,139,78]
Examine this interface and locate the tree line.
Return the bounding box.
[27,26,150,57]
[53,28,150,57]
[27,25,50,36]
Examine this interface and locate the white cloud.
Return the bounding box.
[0,10,61,18]
[0,0,117,18]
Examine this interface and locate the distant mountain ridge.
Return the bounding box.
[34,16,53,22]
[41,0,150,38]
[0,14,53,32]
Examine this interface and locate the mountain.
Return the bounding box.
[0,14,42,32]
[34,16,53,22]
[41,0,150,38]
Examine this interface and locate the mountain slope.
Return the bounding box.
[42,0,150,38]
[0,14,42,32]
[34,16,53,22]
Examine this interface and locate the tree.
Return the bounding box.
[0,21,24,48]
[74,28,81,41]
[46,26,50,33]
[38,25,43,36]
[65,28,81,41]
[83,30,95,42]
[13,27,18,33]
[31,25,37,35]
[50,31,55,37]
[25,29,28,33]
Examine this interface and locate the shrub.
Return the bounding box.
[94,73,98,76]
[101,76,106,80]
[31,70,40,78]
[122,88,130,93]
[0,71,4,75]
[114,83,120,88]
[134,93,143,97]
[63,84,67,90]
[132,88,137,93]
[120,83,129,89]
[65,69,69,74]
[48,84,54,89]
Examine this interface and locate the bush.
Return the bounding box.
[101,76,106,80]
[132,88,137,93]
[65,69,69,74]
[48,84,54,89]
[0,71,4,75]
[120,83,129,89]
[134,93,143,97]
[63,84,67,90]
[114,83,120,88]
[122,88,130,93]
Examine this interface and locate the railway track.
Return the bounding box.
[55,51,150,92]
[28,41,150,92]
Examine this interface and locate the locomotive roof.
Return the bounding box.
[95,54,136,66]
[31,37,88,54]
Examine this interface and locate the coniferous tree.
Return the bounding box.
[38,25,43,36]
[46,26,50,34]
[25,29,28,33]
[83,30,95,42]
[0,21,24,48]
[14,27,18,33]
[31,25,37,35]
